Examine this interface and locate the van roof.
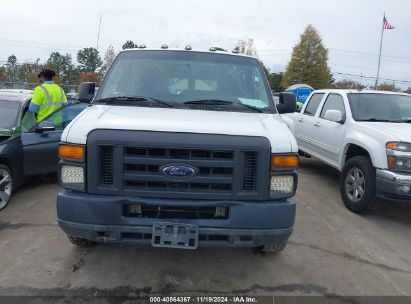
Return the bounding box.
[120,48,258,59]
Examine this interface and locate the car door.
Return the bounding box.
[309,93,348,168]
[21,103,87,176]
[294,93,325,153]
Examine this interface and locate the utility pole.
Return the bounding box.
[96,13,103,51]
[375,13,385,89]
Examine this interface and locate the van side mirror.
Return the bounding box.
[324,110,343,123]
[276,92,297,114]
[78,82,96,103]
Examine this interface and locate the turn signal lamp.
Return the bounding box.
[59,145,84,161]
[271,155,299,169]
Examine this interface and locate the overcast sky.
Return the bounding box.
[1,0,410,88]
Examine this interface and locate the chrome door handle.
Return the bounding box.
[314,122,320,127]
[298,118,304,122]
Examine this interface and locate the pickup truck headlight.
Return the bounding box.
[386,142,411,172]
[388,156,411,171]
[386,142,411,152]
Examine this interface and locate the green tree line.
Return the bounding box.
[1,35,409,93]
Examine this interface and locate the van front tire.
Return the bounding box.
[67,235,95,246]
[256,240,287,254]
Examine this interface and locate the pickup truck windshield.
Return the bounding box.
[96,50,273,112]
[348,93,411,122]
[0,100,20,129]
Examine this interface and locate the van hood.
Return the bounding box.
[359,122,411,142]
[63,105,297,153]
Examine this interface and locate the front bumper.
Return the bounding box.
[376,169,411,201]
[57,190,295,247]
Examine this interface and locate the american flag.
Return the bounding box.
[383,16,395,30]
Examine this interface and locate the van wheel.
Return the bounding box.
[340,156,376,214]
[256,240,287,254]
[0,165,13,211]
[67,235,95,246]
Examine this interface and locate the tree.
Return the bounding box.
[77,47,102,72]
[6,54,18,82]
[47,52,73,80]
[100,45,116,76]
[17,62,39,83]
[331,79,366,90]
[0,66,7,82]
[281,25,332,89]
[377,82,400,92]
[268,73,284,92]
[77,72,101,85]
[405,87,411,94]
[235,38,258,57]
[122,40,138,50]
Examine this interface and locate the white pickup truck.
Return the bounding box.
[283,89,411,213]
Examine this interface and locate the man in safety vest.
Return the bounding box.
[28,68,67,122]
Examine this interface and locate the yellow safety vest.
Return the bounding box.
[31,83,67,122]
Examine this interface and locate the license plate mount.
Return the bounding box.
[152,222,199,250]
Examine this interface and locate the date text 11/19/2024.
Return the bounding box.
[149,296,265,303]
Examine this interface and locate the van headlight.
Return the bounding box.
[270,175,294,193]
[60,165,85,191]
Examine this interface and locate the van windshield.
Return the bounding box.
[0,100,21,129]
[348,93,411,122]
[96,50,274,112]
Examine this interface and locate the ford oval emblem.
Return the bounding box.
[161,164,198,179]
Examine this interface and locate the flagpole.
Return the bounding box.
[375,13,385,89]
[96,13,103,51]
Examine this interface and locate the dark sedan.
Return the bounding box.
[0,89,87,210]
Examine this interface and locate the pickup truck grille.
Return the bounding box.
[87,130,270,200]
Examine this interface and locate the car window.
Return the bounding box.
[303,93,324,116]
[320,94,346,120]
[348,93,411,121]
[0,99,21,129]
[29,103,87,132]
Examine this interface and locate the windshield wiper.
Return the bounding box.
[357,118,394,122]
[94,96,173,108]
[184,99,233,105]
[389,119,411,123]
[183,99,264,113]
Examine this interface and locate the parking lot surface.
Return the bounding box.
[1,158,411,298]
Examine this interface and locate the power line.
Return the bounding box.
[334,72,411,84]
[260,47,411,62]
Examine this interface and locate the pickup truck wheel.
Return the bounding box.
[340,156,376,214]
[256,240,287,254]
[0,165,13,211]
[67,235,95,246]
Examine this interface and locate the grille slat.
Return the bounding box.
[123,156,234,168]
